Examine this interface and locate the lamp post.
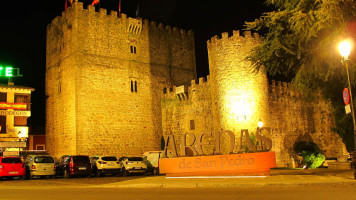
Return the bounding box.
[339,40,356,179]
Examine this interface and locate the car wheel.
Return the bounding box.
[96,170,102,177]
[122,168,128,177]
[64,170,70,179]
[153,168,159,175]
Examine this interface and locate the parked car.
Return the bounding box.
[24,155,56,179]
[322,157,337,167]
[119,157,147,176]
[142,151,163,175]
[0,156,25,180]
[90,156,122,177]
[55,155,91,178]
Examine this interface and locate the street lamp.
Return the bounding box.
[258,119,263,128]
[338,39,356,179]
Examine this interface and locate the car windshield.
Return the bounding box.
[128,157,143,161]
[2,157,22,164]
[73,156,89,163]
[102,156,117,161]
[34,156,54,163]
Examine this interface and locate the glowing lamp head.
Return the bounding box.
[339,40,352,59]
[258,119,263,128]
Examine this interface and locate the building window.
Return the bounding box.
[0,116,6,133]
[190,120,195,130]
[36,145,45,150]
[0,93,6,102]
[14,116,27,126]
[58,81,61,94]
[130,45,137,54]
[15,95,29,103]
[163,88,167,94]
[131,80,138,93]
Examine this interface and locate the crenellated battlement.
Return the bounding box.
[268,79,301,99]
[207,30,260,50]
[163,75,210,100]
[58,1,193,38]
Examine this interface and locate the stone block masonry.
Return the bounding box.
[162,31,344,167]
[46,1,344,167]
[46,1,196,159]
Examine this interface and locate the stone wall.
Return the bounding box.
[46,1,196,159]
[207,31,269,133]
[161,31,344,167]
[46,1,344,166]
[267,80,343,166]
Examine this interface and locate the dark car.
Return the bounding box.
[55,155,91,178]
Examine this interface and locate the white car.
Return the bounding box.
[143,151,163,175]
[90,156,122,177]
[24,155,56,179]
[119,157,147,176]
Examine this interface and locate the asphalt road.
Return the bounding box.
[0,175,355,200]
[1,186,356,200]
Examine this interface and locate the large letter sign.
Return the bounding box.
[159,127,276,177]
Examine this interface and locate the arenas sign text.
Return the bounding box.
[162,127,273,158]
[159,127,276,177]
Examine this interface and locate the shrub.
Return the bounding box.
[294,141,325,168]
[301,151,325,169]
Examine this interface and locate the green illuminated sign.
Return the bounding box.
[0,66,23,77]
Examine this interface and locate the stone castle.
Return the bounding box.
[46,1,344,166]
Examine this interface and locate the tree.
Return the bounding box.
[245,0,356,151]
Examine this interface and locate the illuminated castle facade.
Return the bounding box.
[46,1,195,158]
[162,31,344,166]
[46,1,344,166]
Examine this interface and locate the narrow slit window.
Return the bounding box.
[190,120,195,130]
[135,81,137,92]
[130,46,137,54]
[131,80,134,92]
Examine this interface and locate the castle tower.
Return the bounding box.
[207,31,269,133]
[46,1,196,158]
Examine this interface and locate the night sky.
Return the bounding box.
[0,0,271,131]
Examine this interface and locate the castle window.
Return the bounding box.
[190,120,195,130]
[131,80,134,92]
[163,88,167,94]
[58,82,61,94]
[130,45,137,54]
[131,80,138,93]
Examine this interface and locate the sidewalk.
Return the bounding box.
[95,168,356,189]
